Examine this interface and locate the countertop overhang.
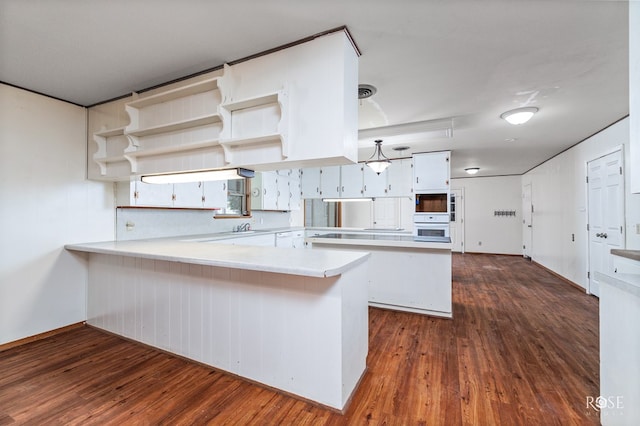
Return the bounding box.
[65,239,369,278]
[306,233,452,249]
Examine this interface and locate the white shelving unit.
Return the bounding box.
[219,90,289,166]
[92,126,129,176]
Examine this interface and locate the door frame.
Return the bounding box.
[585,145,625,296]
[450,188,465,253]
[522,183,533,259]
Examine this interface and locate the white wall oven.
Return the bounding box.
[413,193,450,241]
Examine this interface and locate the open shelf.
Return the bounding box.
[125,138,221,158]
[221,92,280,112]
[219,133,283,148]
[126,113,221,138]
[126,77,221,109]
[94,126,127,138]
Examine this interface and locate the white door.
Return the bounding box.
[587,150,624,297]
[372,198,399,229]
[450,189,464,252]
[522,183,533,259]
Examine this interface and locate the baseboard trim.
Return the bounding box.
[0,322,85,352]
[531,260,587,294]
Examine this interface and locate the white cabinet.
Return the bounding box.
[300,167,321,199]
[340,163,364,198]
[172,182,205,207]
[251,170,301,211]
[116,180,174,207]
[320,166,341,198]
[117,179,229,209]
[386,159,413,197]
[203,181,228,210]
[413,151,450,192]
[251,171,278,210]
[276,230,305,248]
[89,31,359,181]
[362,165,388,198]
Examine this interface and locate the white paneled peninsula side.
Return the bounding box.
[597,249,640,425]
[306,231,453,318]
[65,239,370,412]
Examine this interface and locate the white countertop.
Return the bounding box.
[65,239,369,278]
[595,271,640,298]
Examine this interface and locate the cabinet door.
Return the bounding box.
[413,151,450,192]
[300,167,321,199]
[320,166,341,198]
[172,182,204,207]
[363,165,388,198]
[203,181,228,210]
[135,181,173,206]
[289,174,302,211]
[340,163,364,198]
[386,159,413,197]
[276,175,290,210]
[251,172,277,210]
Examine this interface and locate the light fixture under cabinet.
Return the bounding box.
[465,167,480,175]
[500,107,538,125]
[322,198,373,203]
[141,168,255,184]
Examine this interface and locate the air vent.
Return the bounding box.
[358,84,377,99]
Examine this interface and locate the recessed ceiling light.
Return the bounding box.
[500,107,538,125]
[392,146,410,152]
[465,167,480,175]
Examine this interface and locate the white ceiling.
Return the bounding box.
[0,0,629,178]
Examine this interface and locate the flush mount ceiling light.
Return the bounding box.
[500,107,538,125]
[365,139,391,174]
[465,167,480,175]
[141,168,255,184]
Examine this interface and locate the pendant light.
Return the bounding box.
[365,139,391,174]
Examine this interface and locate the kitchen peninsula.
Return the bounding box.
[65,238,370,412]
[306,231,453,318]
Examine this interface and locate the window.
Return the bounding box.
[226,179,250,216]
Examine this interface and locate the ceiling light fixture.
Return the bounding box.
[465,167,480,175]
[141,168,255,184]
[365,139,391,174]
[500,107,538,125]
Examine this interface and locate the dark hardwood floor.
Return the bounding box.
[0,254,600,425]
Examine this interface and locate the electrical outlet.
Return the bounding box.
[478,241,482,246]
[636,223,640,234]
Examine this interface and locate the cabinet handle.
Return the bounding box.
[342,186,344,192]
[602,233,608,239]
[264,189,266,195]
[364,185,367,191]
[416,177,419,184]
[337,186,340,193]
[223,183,226,191]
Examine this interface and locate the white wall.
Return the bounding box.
[523,117,640,289]
[451,176,523,255]
[0,84,114,345]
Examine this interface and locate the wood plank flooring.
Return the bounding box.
[0,253,600,425]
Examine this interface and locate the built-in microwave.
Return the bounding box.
[415,193,448,213]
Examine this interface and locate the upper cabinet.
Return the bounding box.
[413,151,450,193]
[87,30,359,181]
[386,159,413,197]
